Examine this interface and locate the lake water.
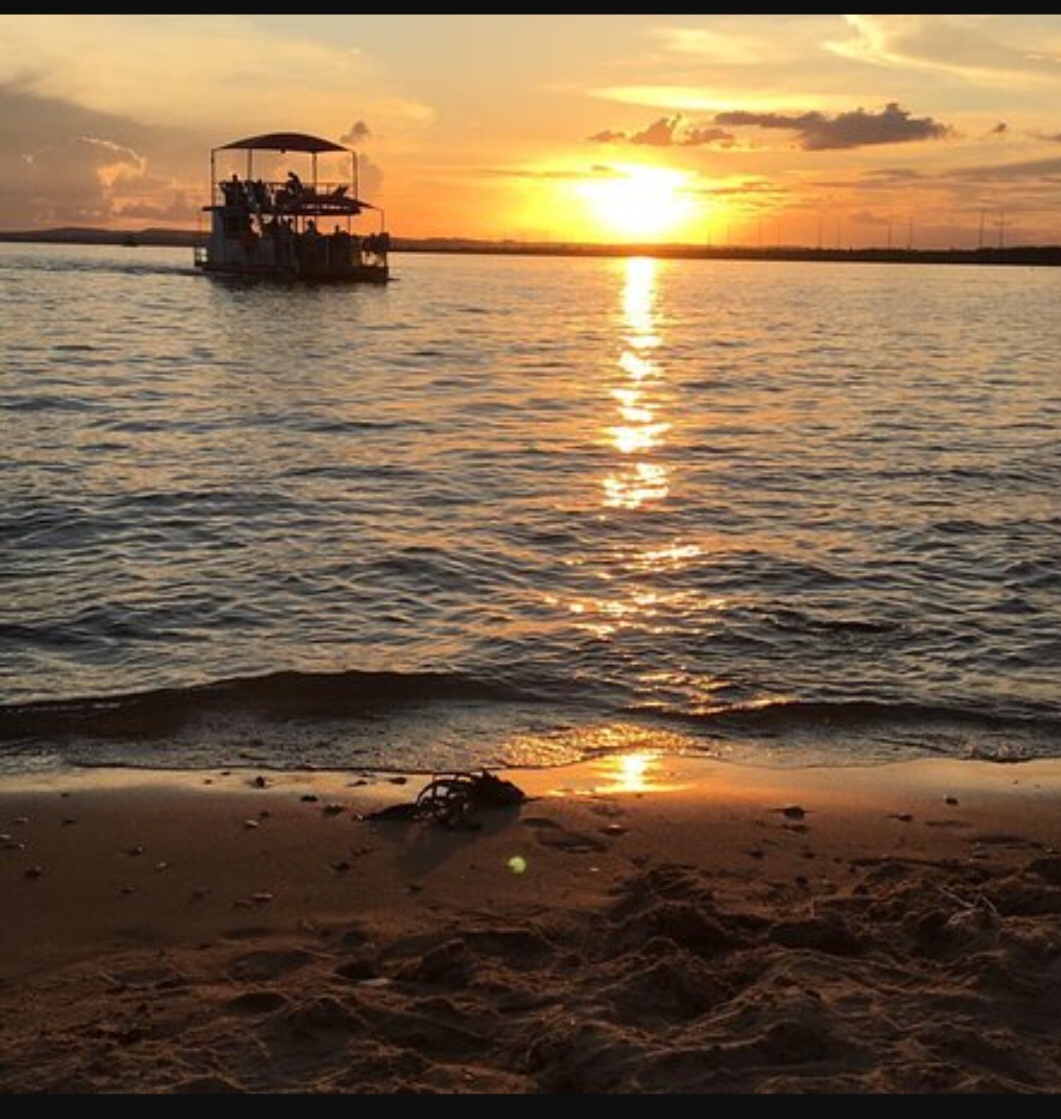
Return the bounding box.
[2,242,1059,778]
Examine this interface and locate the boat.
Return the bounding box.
[194,132,391,283]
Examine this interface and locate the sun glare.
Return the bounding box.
[579,166,698,243]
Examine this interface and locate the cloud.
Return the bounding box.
[649,25,771,66]
[342,121,373,146]
[828,15,1061,87]
[0,15,430,137]
[8,136,146,228]
[589,103,952,155]
[357,154,385,199]
[948,155,1061,184]
[714,102,952,151]
[114,191,199,226]
[589,116,736,149]
[493,164,626,183]
[0,18,415,229]
[0,87,173,228]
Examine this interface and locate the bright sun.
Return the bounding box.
[579,165,698,242]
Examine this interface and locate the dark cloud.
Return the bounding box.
[0,87,196,229]
[949,154,1061,183]
[337,121,382,196]
[0,84,150,150]
[589,115,736,149]
[115,191,199,225]
[490,164,623,182]
[698,179,786,201]
[865,167,926,184]
[357,153,385,199]
[341,120,372,146]
[715,102,952,151]
[588,129,626,144]
[8,134,145,228]
[590,104,950,154]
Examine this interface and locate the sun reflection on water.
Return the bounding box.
[603,257,671,511]
[557,258,728,709]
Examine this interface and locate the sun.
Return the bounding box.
[578,165,698,243]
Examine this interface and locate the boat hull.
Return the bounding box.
[195,255,390,284]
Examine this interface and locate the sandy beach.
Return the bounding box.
[1,754,1060,1094]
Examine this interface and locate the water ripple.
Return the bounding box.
[2,244,1060,772]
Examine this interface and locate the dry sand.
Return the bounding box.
[1,754,1060,1094]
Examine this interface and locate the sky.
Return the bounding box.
[3,13,1061,249]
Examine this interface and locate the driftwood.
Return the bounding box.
[368,770,527,829]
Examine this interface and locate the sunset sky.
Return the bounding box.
[3,14,1061,248]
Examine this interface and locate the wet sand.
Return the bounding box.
[1,755,1060,1094]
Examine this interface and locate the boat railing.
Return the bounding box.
[216,177,362,216]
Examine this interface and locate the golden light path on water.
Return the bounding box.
[603,256,671,512]
[588,260,728,695]
[504,258,739,774]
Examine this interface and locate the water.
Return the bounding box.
[2,242,1060,778]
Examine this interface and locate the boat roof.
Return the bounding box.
[217,132,351,155]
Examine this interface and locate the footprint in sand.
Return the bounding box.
[223,990,290,1018]
[227,948,316,983]
[521,817,610,855]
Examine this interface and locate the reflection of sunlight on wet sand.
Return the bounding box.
[616,752,652,793]
[499,722,704,795]
[589,750,693,796]
[557,728,701,796]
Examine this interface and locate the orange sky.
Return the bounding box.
[3,14,1061,249]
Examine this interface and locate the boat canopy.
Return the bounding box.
[218,133,351,155]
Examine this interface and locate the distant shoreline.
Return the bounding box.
[2,226,1060,267]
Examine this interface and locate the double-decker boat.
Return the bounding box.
[194,132,391,283]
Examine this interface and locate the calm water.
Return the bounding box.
[2,242,1060,777]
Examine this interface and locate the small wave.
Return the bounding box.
[0,669,524,745]
[659,697,1061,747]
[709,697,1043,729]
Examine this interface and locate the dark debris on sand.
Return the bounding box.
[366,770,528,830]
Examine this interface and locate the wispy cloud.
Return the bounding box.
[828,15,1061,86]
[649,25,774,66]
[0,14,428,134]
